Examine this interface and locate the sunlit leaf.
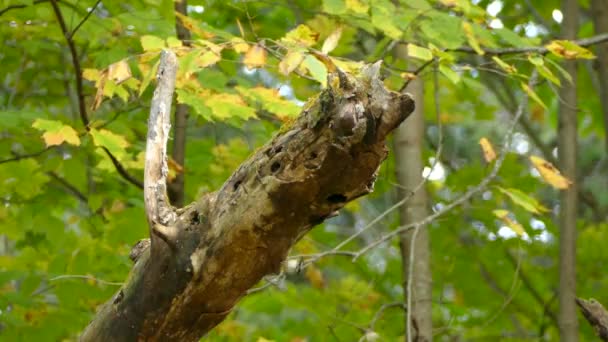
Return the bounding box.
[462,22,484,55]
[321,26,343,54]
[492,56,516,74]
[497,186,549,214]
[140,35,166,52]
[478,137,496,163]
[107,60,131,84]
[206,93,257,120]
[439,64,460,84]
[305,266,325,289]
[243,44,267,69]
[32,119,80,147]
[230,37,249,53]
[493,210,526,236]
[281,24,319,47]
[89,128,129,157]
[345,0,369,14]
[528,55,560,85]
[520,82,547,110]
[545,40,595,59]
[529,155,572,189]
[302,54,328,86]
[279,51,305,76]
[407,44,433,61]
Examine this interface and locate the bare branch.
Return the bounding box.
[144,50,178,231]
[449,33,608,56]
[70,0,102,38]
[351,74,535,260]
[577,298,608,341]
[50,0,143,189]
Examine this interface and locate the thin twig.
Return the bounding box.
[449,32,608,56]
[69,0,102,38]
[352,74,535,260]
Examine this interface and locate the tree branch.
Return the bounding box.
[144,50,178,233]
[69,0,102,38]
[80,62,415,341]
[167,0,191,207]
[50,0,143,190]
[450,33,608,56]
[576,298,608,341]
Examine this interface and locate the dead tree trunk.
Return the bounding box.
[80,51,415,341]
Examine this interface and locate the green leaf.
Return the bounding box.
[492,56,516,74]
[89,128,129,157]
[370,0,402,39]
[140,35,166,52]
[281,25,319,47]
[32,119,81,147]
[323,0,347,14]
[439,64,460,84]
[521,82,547,110]
[544,57,573,84]
[407,44,433,61]
[302,54,328,86]
[205,93,257,120]
[496,186,549,215]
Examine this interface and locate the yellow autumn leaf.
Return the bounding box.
[32,119,81,147]
[493,210,526,236]
[462,22,484,55]
[230,37,249,53]
[529,155,572,189]
[243,44,267,69]
[321,26,343,54]
[478,137,496,163]
[279,51,305,76]
[545,40,595,59]
[305,265,325,289]
[107,59,131,84]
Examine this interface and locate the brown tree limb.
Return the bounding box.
[576,298,608,341]
[80,61,415,340]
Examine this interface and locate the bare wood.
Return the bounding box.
[576,298,608,341]
[144,50,178,233]
[80,62,415,341]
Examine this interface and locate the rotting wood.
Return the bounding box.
[81,52,415,341]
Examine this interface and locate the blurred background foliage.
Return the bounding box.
[0,0,607,340]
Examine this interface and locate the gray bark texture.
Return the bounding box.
[167,0,191,208]
[394,76,432,342]
[80,55,415,341]
[576,298,608,341]
[558,0,579,340]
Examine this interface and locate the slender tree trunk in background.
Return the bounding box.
[168,0,191,207]
[394,45,432,342]
[558,0,579,340]
[590,0,608,153]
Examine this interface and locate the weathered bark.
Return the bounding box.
[591,0,608,153]
[167,0,191,208]
[80,54,415,341]
[393,45,432,342]
[576,298,608,341]
[558,0,579,340]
